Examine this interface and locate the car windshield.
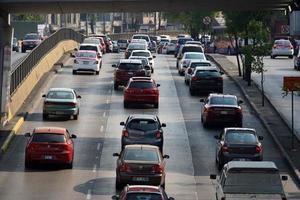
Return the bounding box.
[24,34,39,40]
[185,53,204,59]
[130,58,148,66]
[126,193,162,200]
[132,52,151,57]
[210,96,237,105]
[190,62,211,68]
[118,39,127,43]
[32,133,66,143]
[128,44,147,50]
[225,131,257,144]
[83,39,100,44]
[274,40,291,45]
[124,149,159,162]
[178,38,193,44]
[76,52,96,58]
[47,91,74,99]
[224,172,284,194]
[119,63,143,70]
[128,119,158,131]
[129,81,154,89]
[79,45,97,52]
[182,46,203,53]
[195,70,220,78]
[171,40,177,44]
[133,35,149,42]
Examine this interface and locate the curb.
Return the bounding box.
[207,54,300,183]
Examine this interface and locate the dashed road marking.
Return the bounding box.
[92,164,97,172]
[195,192,199,200]
[86,189,92,199]
[102,112,106,117]
[97,143,101,151]
[100,125,104,132]
[106,99,109,104]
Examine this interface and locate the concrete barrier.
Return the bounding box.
[9,40,78,117]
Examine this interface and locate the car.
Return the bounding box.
[120,114,166,151]
[176,44,204,68]
[174,37,193,57]
[73,50,102,75]
[12,37,19,52]
[131,34,151,48]
[294,49,300,70]
[83,38,103,54]
[87,37,106,54]
[117,39,129,50]
[128,56,152,76]
[184,60,213,85]
[113,59,148,90]
[271,39,294,59]
[160,35,170,40]
[149,40,157,53]
[79,43,102,56]
[112,41,120,53]
[42,88,81,120]
[189,67,223,95]
[112,185,174,200]
[210,161,288,200]
[113,145,169,189]
[125,43,148,59]
[178,52,206,75]
[294,39,300,55]
[150,35,161,45]
[214,127,264,170]
[91,34,112,52]
[200,94,243,127]
[21,33,42,53]
[24,127,77,168]
[165,39,177,54]
[130,38,148,47]
[130,50,156,73]
[123,77,160,108]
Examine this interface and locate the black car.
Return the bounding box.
[189,66,223,95]
[215,127,264,170]
[120,115,166,152]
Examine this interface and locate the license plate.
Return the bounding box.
[220,111,228,114]
[133,177,149,182]
[83,61,89,65]
[44,155,53,160]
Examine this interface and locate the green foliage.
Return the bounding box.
[13,14,45,22]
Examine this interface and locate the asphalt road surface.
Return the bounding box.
[0,52,299,200]
[11,51,28,70]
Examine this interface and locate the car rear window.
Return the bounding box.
[210,96,237,105]
[47,91,74,99]
[129,81,154,89]
[191,62,211,68]
[130,58,148,66]
[124,149,159,162]
[274,40,291,45]
[128,119,158,131]
[79,45,98,52]
[185,53,204,59]
[76,51,96,58]
[225,131,257,144]
[171,40,177,44]
[195,70,220,78]
[178,38,193,44]
[132,51,151,57]
[126,193,162,200]
[128,44,147,50]
[119,63,143,70]
[182,46,203,53]
[83,39,100,44]
[132,35,149,42]
[32,133,66,143]
[24,34,39,40]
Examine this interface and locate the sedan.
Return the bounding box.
[123,77,160,108]
[42,88,81,120]
[215,127,264,170]
[184,60,212,85]
[178,52,206,75]
[113,145,169,189]
[24,127,77,168]
[120,114,166,152]
[200,93,243,127]
[73,50,102,75]
[271,39,294,59]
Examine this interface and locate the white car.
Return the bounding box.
[271,39,294,59]
[130,50,156,73]
[178,52,206,75]
[184,60,212,85]
[79,43,102,55]
[166,39,177,54]
[73,50,102,75]
[131,34,151,48]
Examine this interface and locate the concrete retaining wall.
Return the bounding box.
[9,40,78,117]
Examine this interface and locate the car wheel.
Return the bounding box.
[154,102,159,108]
[151,68,154,73]
[217,157,223,171]
[180,71,184,76]
[176,62,178,69]
[96,70,100,75]
[271,55,275,59]
[124,101,129,108]
[42,113,48,120]
[203,121,208,128]
[74,110,79,120]
[114,83,118,90]
[72,70,77,75]
[115,178,123,190]
[161,182,165,189]
[66,160,73,169]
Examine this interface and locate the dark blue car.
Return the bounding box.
[174,37,193,57]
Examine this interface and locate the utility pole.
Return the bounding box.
[85,13,88,36]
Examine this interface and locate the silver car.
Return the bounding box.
[271,39,294,59]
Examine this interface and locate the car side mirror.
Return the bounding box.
[161,123,166,127]
[258,136,264,140]
[71,134,77,139]
[238,100,243,104]
[199,99,204,102]
[153,55,156,58]
[281,175,288,181]
[24,132,31,137]
[210,174,217,179]
[112,64,117,68]
[157,84,160,87]
[113,153,120,157]
[97,53,102,58]
[42,94,46,98]
[214,135,219,139]
[120,122,125,126]
[77,95,82,99]
[111,195,119,200]
[163,155,170,159]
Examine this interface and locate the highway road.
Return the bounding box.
[0,52,299,200]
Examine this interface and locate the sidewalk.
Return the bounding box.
[208,54,300,183]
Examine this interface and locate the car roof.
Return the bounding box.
[183,44,202,47]
[80,43,98,47]
[129,56,148,60]
[124,144,159,150]
[130,77,153,81]
[119,59,142,64]
[195,66,218,71]
[208,93,237,98]
[224,127,256,132]
[184,52,204,55]
[48,88,74,92]
[126,185,162,193]
[33,127,67,134]
[190,59,210,63]
[128,114,158,121]
[77,50,96,54]
[131,50,151,53]
[225,161,278,172]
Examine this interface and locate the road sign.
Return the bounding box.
[283,76,300,91]
[203,16,211,25]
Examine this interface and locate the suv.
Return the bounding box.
[176,44,204,68]
[120,114,166,151]
[189,66,223,95]
[21,33,42,53]
[210,161,288,200]
[132,34,151,48]
[113,59,147,90]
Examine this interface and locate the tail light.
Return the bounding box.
[217,77,223,81]
[235,108,242,114]
[191,76,198,81]
[148,57,153,60]
[221,144,229,153]
[27,143,38,152]
[122,130,129,137]
[151,164,163,173]
[74,59,78,64]
[255,145,263,153]
[155,131,162,139]
[205,107,215,113]
[119,163,131,172]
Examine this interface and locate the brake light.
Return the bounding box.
[27,143,38,152]
[289,45,293,49]
[191,76,198,81]
[205,107,214,113]
[151,164,163,173]
[122,130,129,137]
[235,108,242,114]
[74,59,78,64]
[255,145,263,153]
[155,131,162,139]
[120,163,131,172]
[221,144,229,153]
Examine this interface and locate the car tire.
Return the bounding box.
[217,157,223,171]
[180,71,184,76]
[74,114,78,120]
[114,83,118,90]
[203,121,208,128]
[66,161,73,169]
[124,101,129,108]
[161,182,165,189]
[154,102,159,108]
[96,70,100,75]
[115,179,123,190]
[72,70,77,75]
[42,113,48,120]
[271,55,275,59]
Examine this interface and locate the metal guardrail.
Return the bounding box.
[10,28,84,95]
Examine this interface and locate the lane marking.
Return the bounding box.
[92,164,97,172]
[195,192,199,200]
[100,125,104,132]
[97,143,101,151]
[86,189,92,199]
[106,99,109,104]
[102,112,106,117]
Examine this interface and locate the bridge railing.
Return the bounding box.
[10,28,84,95]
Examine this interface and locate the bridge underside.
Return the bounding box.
[0,0,292,13]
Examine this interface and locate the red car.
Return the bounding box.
[112,185,174,200]
[124,77,160,108]
[89,36,106,54]
[24,127,77,168]
[200,93,243,128]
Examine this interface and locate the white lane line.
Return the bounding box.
[106,99,109,104]
[100,125,104,132]
[97,143,101,151]
[86,189,92,199]
[195,192,199,200]
[92,164,97,172]
[102,112,106,117]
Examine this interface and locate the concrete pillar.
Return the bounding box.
[0,11,12,125]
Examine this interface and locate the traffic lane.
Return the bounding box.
[94,53,199,199]
[173,55,299,198]
[11,51,28,69]
[0,53,119,200]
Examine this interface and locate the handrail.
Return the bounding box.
[10,28,84,95]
